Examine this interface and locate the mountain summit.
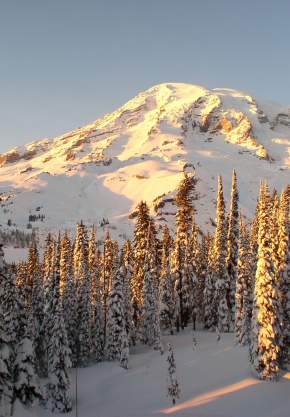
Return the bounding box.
[0,83,289,237]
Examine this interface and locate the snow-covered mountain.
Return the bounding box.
[0,83,289,238]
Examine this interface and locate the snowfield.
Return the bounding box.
[14,329,290,417]
[0,83,289,241]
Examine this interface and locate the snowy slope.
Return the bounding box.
[14,329,290,417]
[0,83,289,238]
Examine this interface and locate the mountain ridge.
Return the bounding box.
[0,82,289,239]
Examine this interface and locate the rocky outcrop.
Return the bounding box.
[0,151,21,166]
[275,112,290,127]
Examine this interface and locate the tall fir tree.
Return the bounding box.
[74,222,92,365]
[172,171,197,329]
[182,235,194,327]
[88,225,97,274]
[14,313,42,408]
[203,234,217,329]
[31,267,43,343]
[61,233,78,366]
[90,237,104,362]
[59,231,72,298]
[46,300,72,413]
[132,201,150,325]
[102,230,116,345]
[41,233,56,375]
[43,233,55,284]
[235,218,254,345]
[189,214,201,327]
[213,176,230,332]
[88,224,103,356]
[27,239,40,307]
[14,277,27,345]
[250,198,260,274]
[277,189,290,363]
[42,238,61,377]
[175,171,197,244]
[121,241,134,343]
[105,255,128,362]
[15,262,30,311]
[30,241,45,379]
[73,221,88,280]
[142,223,162,350]
[226,169,239,330]
[159,231,175,335]
[250,183,282,380]
[0,245,15,417]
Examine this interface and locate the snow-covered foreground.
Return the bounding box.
[14,329,290,417]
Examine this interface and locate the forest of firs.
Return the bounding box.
[0,170,289,415]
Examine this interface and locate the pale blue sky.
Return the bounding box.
[1,0,290,152]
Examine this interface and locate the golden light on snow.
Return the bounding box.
[160,378,260,414]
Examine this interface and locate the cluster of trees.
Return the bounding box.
[0,169,289,415]
[0,228,33,248]
[28,214,45,223]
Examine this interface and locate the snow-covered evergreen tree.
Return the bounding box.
[0,245,15,417]
[59,231,72,298]
[73,221,89,280]
[42,237,62,377]
[182,235,194,327]
[46,300,72,413]
[171,240,184,331]
[122,241,134,343]
[106,260,128,361]
[143,224,162,349]
[166,343,180,406]
[159,235,175,335]
[0,329,14,417]
[175,171,197,245]
[15,262,29,311]
[277,189,290,363]
[250,183,282,380]
[74,222,92,365]
[43,233,55,283]
[61,233,78,367]
[27,239,40,307]
[102,230,117,344]
[203,234,216,329]
[41,233,56,376]
[250,199,260,274]
[188,214,200,327]
[14,279,27,344]
[172,172,197,329]
[88,225,97,274]
[162,225,173,259]
[235,218,253,345]
[14,314,42,408]
[30,242,45,378]
[22,240,43,376]
[77,272,92,366]
[132,201,150,315]
[213,176,230,332]
[90,236,104,362]
[226,169,239,330]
